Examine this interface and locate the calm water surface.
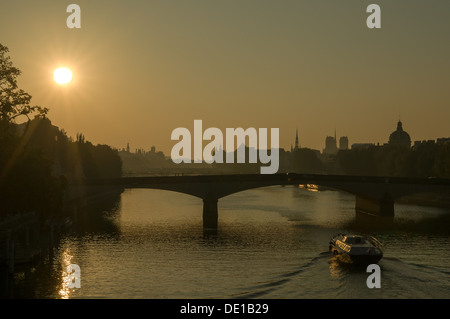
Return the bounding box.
[3,186,450,298]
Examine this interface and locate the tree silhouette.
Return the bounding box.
[334,142,450,178]
[0,44,48,127]
[0,44,60,221]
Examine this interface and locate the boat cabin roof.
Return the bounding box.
[342,235,366,244]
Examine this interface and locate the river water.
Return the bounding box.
[2,185,450,299]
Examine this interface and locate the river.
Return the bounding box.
[2,185,450,299]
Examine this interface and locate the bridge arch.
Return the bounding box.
[90,174,450,229]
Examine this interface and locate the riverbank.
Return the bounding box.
[0,184,124,273]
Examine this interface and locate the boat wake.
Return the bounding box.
[231,252,331,298]
[230,251,450,299]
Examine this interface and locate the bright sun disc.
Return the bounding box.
[54,67,73,84]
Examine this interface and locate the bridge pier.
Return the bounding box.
[203,196,218,229]
[355,193,394,218]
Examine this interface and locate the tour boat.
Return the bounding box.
[329,233,383,265]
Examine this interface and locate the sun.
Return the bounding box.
[53,67,73,85]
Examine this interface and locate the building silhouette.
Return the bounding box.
[351,143,374,150]
[323,130,338,155]
[388,120,411,149]
[339,136,349,150]
[291,129,300,152]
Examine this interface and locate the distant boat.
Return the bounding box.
[298,184,319,192]
[329,233,383,265]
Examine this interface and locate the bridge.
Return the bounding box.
[90,173,450,229]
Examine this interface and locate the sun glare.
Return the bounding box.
[54,67,73,85]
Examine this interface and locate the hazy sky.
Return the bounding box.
[1,1,449,154]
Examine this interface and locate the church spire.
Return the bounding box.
[295,128,299,150]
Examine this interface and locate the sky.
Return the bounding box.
[1,1,449,155]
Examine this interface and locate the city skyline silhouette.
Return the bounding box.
[1,1,449,156]
[1,1,450,303]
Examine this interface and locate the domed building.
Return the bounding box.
[388,121,411,149]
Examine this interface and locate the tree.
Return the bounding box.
[291,148,325,174]
[0,44,59,220]
[0,43,48,127]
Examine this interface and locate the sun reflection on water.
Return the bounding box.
[58,249,75,299]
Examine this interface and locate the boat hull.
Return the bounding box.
[329,233,383,265]
[331,247,383,265]
[347,253,382,265]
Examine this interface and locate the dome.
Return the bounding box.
[388,121,411,148]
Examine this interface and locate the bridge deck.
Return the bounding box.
[87,173,450,229]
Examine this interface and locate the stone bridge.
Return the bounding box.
[90,173,450,229]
